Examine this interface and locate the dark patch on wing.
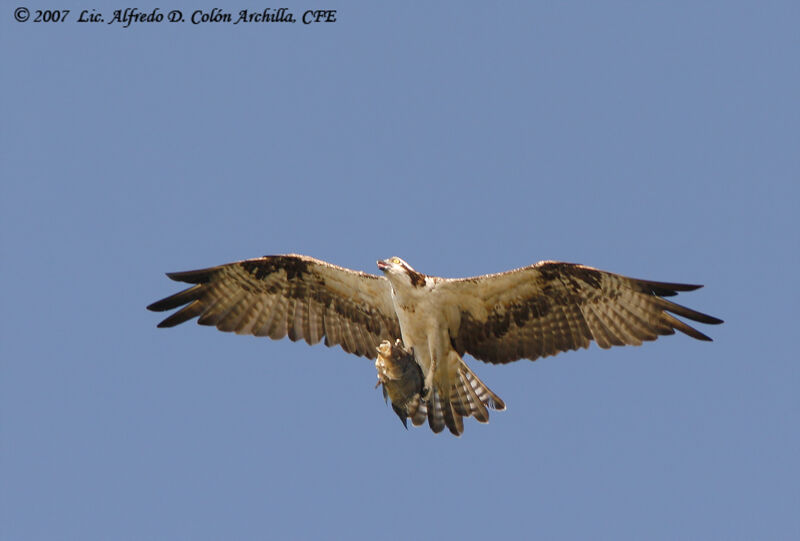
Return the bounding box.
[453,292,568,362]
[490,310,511,338]
[242,255,312,282]
[540,262,603,290]
[510,296,551,327]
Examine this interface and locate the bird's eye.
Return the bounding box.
[391,258,401,265]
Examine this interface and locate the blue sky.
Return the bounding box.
[2,2,798,539]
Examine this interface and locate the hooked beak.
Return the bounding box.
[377,259,389,272]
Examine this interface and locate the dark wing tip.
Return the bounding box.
[146,296,178,312]
[659,298,723,326]
[637,279,704,297]
[637,278,723,329]
[660,308,721,342]
[152,300,204,328]
[147,269,215,313]
[684,327,714,341]
[146,284,203,313]
[165,269,214,284]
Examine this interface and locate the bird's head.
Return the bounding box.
[377,257,426,288]
[377,256,411,274]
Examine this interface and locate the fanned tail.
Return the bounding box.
[417,359,506,436]
[375,340,506,436]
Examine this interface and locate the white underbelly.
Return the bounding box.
[395,309,445,377]
[389,283,458,383]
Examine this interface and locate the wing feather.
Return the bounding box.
[307,299,324,344]
[600,301,643,346]
[582,303,617,349]
[157,299,206,328]
[444,261,722,364]
[148,254,401,359]
[233,297,263,335]
[216,292,251,332]
[252,295,279,337]
[612,302,659,342]
[267,292,289,340]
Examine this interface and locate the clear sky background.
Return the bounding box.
[2,2,798,540]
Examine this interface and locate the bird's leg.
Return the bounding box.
[421,358,435,402]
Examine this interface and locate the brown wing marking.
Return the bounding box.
[148,254,401,359]
[449,261,723,365]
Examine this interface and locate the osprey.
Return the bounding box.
[147,254,722,436]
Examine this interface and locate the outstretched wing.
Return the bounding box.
[443,261,723,365]
[147,254,401,359]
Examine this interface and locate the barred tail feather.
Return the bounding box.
[431,360,506,436]
[406,394,428,427]
[460,362,505,412]
[427,389,446,434]
[375,340,506,436]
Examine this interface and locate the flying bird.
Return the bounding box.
[147,254,722,436]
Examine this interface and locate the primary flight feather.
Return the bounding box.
[148,254,722,436]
